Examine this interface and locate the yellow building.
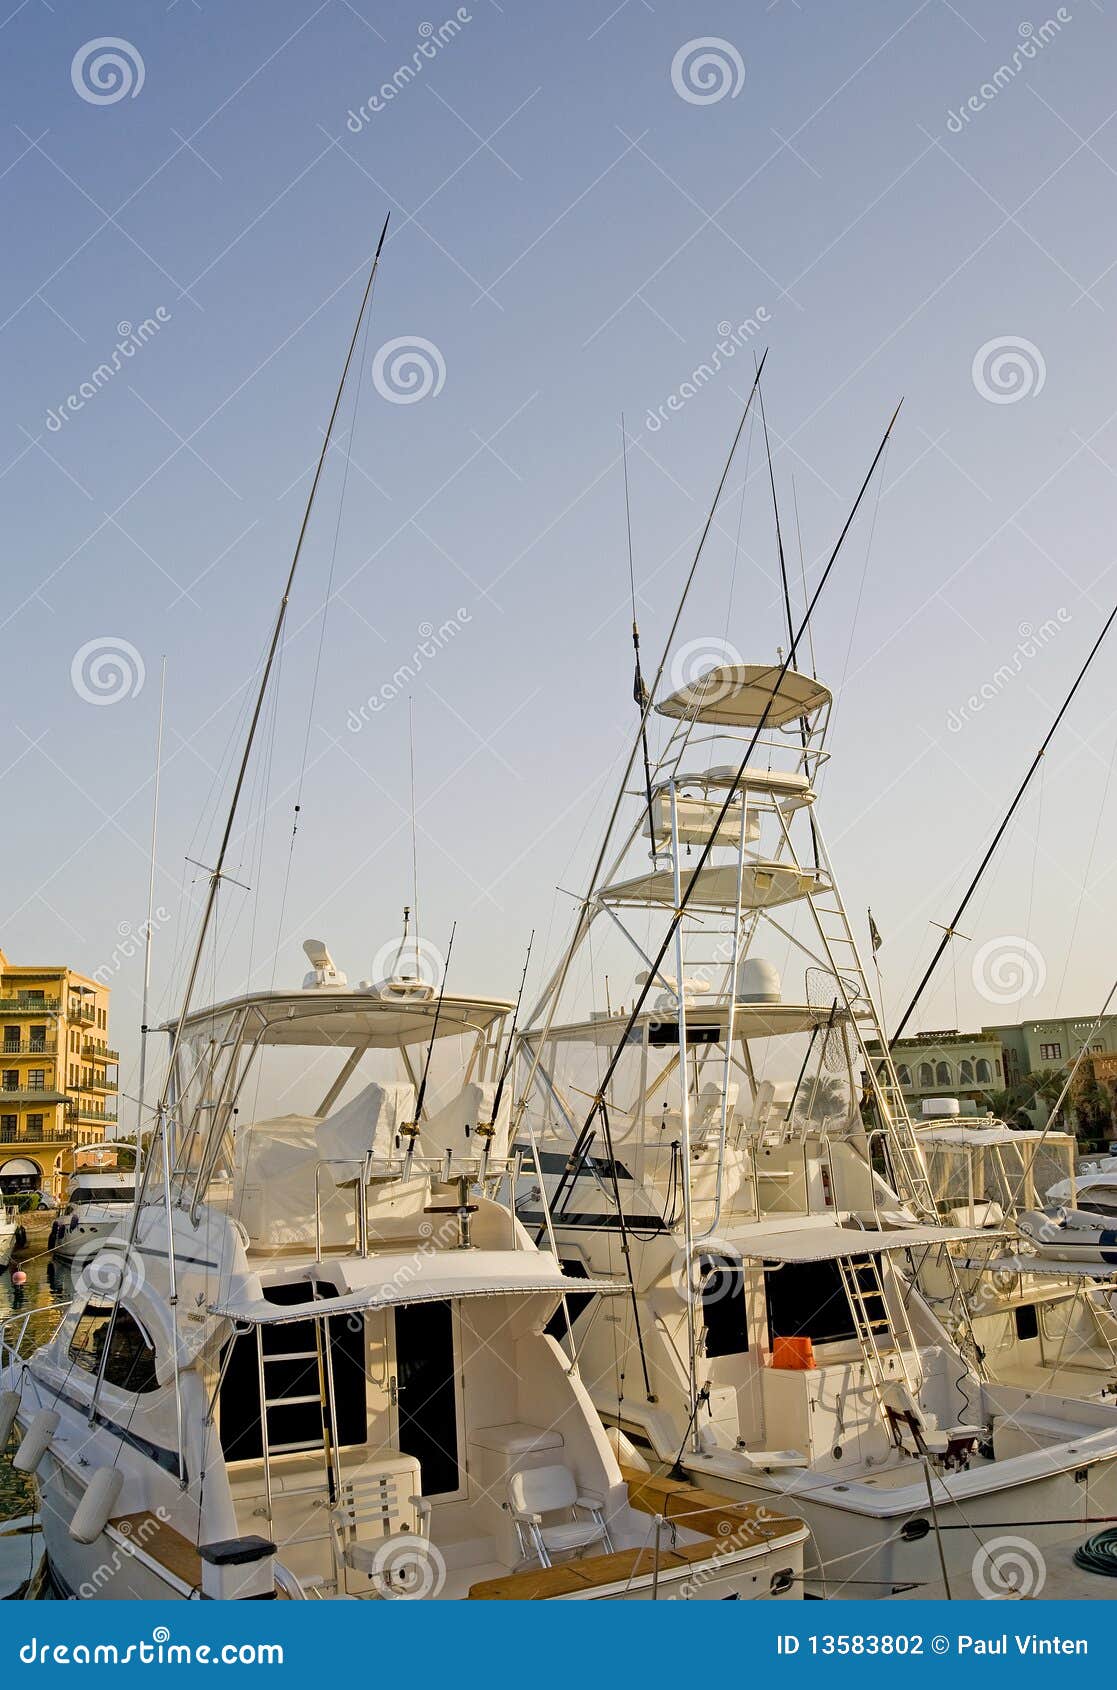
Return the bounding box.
[0,950,118,1198]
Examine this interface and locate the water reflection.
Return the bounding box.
[0,1246,74,1523]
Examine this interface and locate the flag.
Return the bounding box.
[868,909,883,955]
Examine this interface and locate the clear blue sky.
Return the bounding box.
[3,0,1117,1120]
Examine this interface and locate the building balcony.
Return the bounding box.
[65,1102,118,1126]
[67,999,96,1026]
[0,1126,72,1146]
[0,1087,67,1104]
[0,1039,57,1057]
[88,1075,118,1093]
[0,996,60,1016]
[82,1042,119,1064]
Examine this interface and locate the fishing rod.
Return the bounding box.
[89,211,393,1436]
[622,415,659,859]
[890,595,1117,1046]
[487,929,534,1130]
[547,398,904,1227]
[404,921,457,1164]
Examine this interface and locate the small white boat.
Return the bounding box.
[49,1171,135,1264]
[0,1206,20,1272]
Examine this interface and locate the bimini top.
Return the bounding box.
[531,1002,843,1046]
[207,1250,624,1325]
[600,861,829,912]
[720,1219,986,1263]
[656,664,832,728]
[164,987,514,1051]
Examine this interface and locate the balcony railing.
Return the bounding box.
[65,1103,118,1125]
[0,996,60,1016]
[88,1076,118,1093]
[81,1043,119,1064]
[0,1039,57,1057]
[0,1087,66,1104]
[0,1127,72,1145]
[67,1000,96,1025]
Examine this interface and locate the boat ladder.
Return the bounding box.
[836,1253,917,1445]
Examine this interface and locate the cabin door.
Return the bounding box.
[391,1299,463,1498]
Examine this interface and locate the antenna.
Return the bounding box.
[402,922,457,1166]
[408,697,421,981]
[134,655,166,1174]
[622,415,658,857]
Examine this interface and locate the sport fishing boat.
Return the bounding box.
[0,243,807,1604]
[0,947,807,1602]
[511,387,1117,1596]
[911,1103,1117,1400]
[49,1169,136,1264]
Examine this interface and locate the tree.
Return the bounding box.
[1070,1066,1114,1150]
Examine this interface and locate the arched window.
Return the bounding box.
[935,1060,952,1086]
[959,1060,974,1085]
[975,1058,992,1084]
[897,1065,912,1086]
[919,1062,934,1087]
[68,1302,159,1393]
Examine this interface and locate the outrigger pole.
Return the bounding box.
[548,398,905,1227]
[89,212,393,1436]
[621,416,659,859]
[890,595,1117,1046]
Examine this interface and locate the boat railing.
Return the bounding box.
[312,1150,523,1259]
[0,1300,71,1371]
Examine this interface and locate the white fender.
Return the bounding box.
[69,1467,124,1544]
[13,1409,59,1474]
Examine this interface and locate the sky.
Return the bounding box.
[3,0,1117,1128]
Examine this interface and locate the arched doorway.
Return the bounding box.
[0,1157,42,1196]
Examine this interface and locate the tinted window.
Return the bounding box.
[765,1255,885,1348]
[699,1253,749,1357]
[69,1303,159,1393]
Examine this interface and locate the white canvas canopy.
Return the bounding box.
[656,665,832,728]
[600,861,829,911]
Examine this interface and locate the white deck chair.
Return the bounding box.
[330,1470,431,1594]
[507,1464,613,1568]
